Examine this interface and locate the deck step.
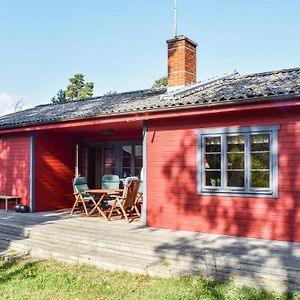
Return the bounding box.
[1,211,300,294]
[0,232,207,275]
[1,230,300,286]
[0,234,184,277]
[1,223,300,273]
[2,235,300,293]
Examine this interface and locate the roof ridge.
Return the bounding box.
[34,87,166,109]
[237,66,300,80]
[161,72,240,100]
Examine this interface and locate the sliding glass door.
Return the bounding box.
[121,144,143,178]
[93,141,142,186]
[103,146,117,175]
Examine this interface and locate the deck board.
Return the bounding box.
[0,210,300,293]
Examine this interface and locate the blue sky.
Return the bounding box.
[0,0,299,114]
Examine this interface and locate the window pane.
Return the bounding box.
[251,171,269,188]
[135,145,143,177]
[205,171,221,186]
[103,147,115,175]
[251,153,269,170]
[251,134,270,151]
[122,146,132,168]
[205,154,221,169]
[227,171,244,187]
[122,146,132,177]
[227,153,244,169]
[205,137,221,152]
[227,135,244,152]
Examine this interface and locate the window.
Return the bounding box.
[197,125,279,198]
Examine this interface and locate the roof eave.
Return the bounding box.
[0,93,299,132]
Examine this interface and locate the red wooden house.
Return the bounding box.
[0,35,300,242]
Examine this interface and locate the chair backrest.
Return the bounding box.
[122,177,140,208]
[102,175,120,189]
[73,176,89,193]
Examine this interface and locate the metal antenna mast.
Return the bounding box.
[173,0,177,37]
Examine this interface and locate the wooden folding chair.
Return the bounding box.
[107,177,141,222]
[71,177,95,215]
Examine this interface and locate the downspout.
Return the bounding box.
[142,121,148,226]
[30,133,35,213]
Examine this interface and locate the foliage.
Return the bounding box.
[152,76,168,88]
[103,91,117,96]
[51,89,66,104]
[12,99,24,112]
[65,73,94,100]
[51,74,94,103]
[0,257,297,300]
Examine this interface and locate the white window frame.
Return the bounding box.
[196,125,279,198]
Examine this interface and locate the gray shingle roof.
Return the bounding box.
[0,67,300,129]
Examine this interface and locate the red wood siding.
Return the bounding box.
[146,106,300,242]
[0,134,30,209]
[33,130,142,211]
[34,132,76,211]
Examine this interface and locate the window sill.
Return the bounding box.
[198,190,277,199]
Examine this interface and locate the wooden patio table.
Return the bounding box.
[86,189,123,219]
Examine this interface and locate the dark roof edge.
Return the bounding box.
[0,93,299,132]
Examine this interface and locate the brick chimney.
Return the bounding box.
[167,35,198,90]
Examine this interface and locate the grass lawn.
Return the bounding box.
[0,257,298,300]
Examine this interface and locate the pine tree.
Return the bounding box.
[65,74,94,100]
[152,76,168,88]
[51,74,94,103]
[51,89,66,104]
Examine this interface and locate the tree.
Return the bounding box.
[51,74,94,103]
[65,73,94,100]
[103,91,117,96]
[12,99,24,112]
[152,76,168,88]
[51,89,66,104]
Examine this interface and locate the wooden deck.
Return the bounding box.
[0,210,300,293]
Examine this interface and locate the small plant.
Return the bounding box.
[210,178,221,187]
[210,179,216,186]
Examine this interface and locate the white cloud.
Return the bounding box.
[0,92,25,116]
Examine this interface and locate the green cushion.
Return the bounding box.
[73,177,91,198]
[102,175,120,189]
[74,177,88,186]
[75,183,89,193]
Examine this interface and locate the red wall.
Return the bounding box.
[146,105,300,242]
[34,132,76,211]
[34,130,143,211]
[0,134,30,209]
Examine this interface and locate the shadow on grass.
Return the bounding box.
[0,257,296,300]
[0,256,40,285]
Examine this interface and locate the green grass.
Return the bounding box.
[0,257,298,300]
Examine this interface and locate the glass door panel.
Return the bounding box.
[100,142,143,183]
[122,145,133,178]
[103,147,116,175]
[135,145,143,177]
